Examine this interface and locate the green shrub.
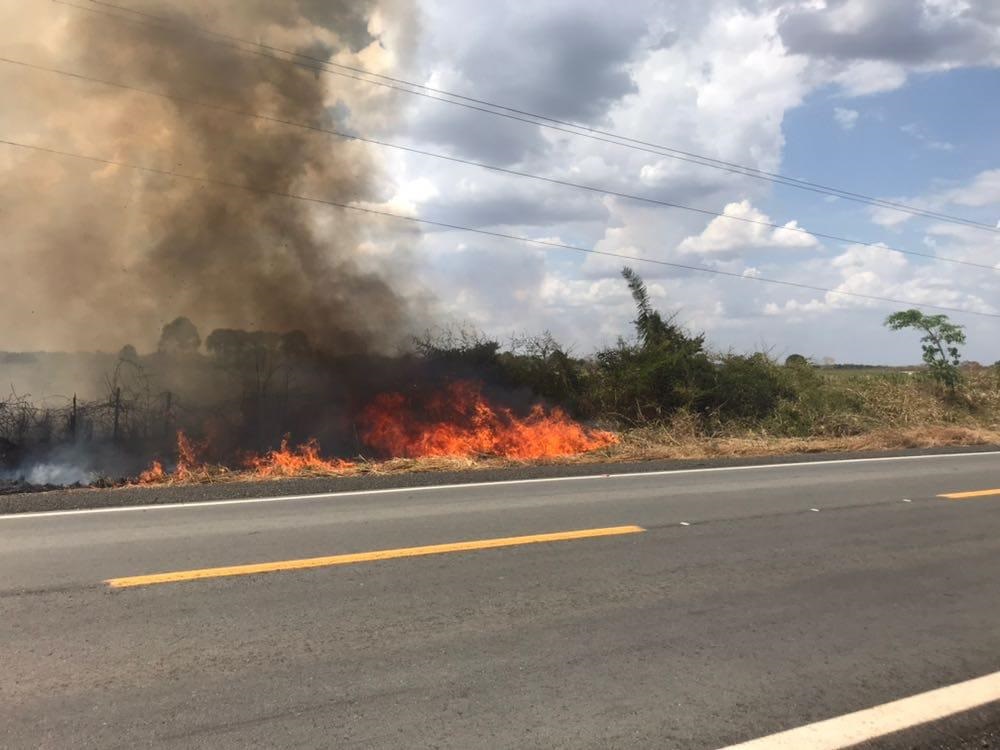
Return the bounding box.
[706,353,796,422]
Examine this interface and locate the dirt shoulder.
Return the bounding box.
[2,442,997,515]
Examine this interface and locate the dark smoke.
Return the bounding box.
[0,0,437,484]
[0,0,422,354]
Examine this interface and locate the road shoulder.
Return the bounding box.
[1,443,998,515]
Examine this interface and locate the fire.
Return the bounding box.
[137,431,203,484]
[360,380,617,459]
[137,460,166,484]
[135,381,617,484]
[174,431,202,481]
[244,438,354,477]
[137,432,352,484]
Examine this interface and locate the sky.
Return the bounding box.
[1,0,998,365]
[358,0,1000,364]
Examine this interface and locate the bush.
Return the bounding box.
[784,353,809,368]
[498,333,588,414]
[706,354,796,422]
[591,340,714,423]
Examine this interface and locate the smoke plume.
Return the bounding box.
[0,0,422,354]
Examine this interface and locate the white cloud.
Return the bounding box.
[833,107,859,130]
[941,169,1000,207]
[869,168,1000,229]
[901,122,955,151]
[678,200,819,256]
[829,60,909,96]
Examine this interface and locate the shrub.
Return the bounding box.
[706,353,796,422]
[784,353,809,368]
[498,333,588,414]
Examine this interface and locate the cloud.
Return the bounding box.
[833,106,859,130]
[678,200,820,256]
[869,168,1000,229]
[779,0,1000,96]
[406,0,645,164]
[379,0,1000,363]
[941,169,1000,208]
[760,240,998,322]
[827,59,909,96]
[779,0,1000,67]
[900,122,954,151]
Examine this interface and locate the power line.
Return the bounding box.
[6,55,997,275]
[57,0,1000,234]
[79,0,994,231]
[3,136,996,320]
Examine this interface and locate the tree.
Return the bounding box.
[620,267,704,352]
[590,268,713,423]
[158,317,201,354]
[784,354,809,368]
[884,309,966,389]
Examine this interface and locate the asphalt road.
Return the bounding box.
[3,451,1000,748]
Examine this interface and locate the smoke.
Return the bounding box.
[0,0,423,354]
[5,461,95,487]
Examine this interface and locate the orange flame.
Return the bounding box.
[137,460,166,484]
[137,431,203,484]
[174,431,202,481]
[137,431,352,484]
[135,382,617,484]
[244,437,354,477]
[360,380,617,459]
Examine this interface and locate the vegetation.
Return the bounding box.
[157,316,202,354]
[884,309,966,390]
[1,268,998,483]
[416,268,998,442]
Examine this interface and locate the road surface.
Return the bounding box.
[3,451,1000,748]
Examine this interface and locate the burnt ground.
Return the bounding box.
[1,443,997,515]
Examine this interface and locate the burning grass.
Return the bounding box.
[132,380,618,486]
[127,423,1000,488]
[359,380,617,460]
[125,372,1000,488]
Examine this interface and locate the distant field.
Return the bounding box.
[817,365,921,379]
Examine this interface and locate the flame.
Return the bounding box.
[137,431,351,484]
[137,460,166,484]
[244,437,354,477]
[135,382,617,484]
[174,431,202,481]
[360,380,617,459]
[136,431,203,484]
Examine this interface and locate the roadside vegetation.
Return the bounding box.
[412,267,1000,458]
[1,267,998,487]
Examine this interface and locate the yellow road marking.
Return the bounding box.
[937,488,1000,499]
[105,525,646,589]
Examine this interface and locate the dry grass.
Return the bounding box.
[122,371,1000,488]
[124,423,1000,488]
[602,424,1000,461]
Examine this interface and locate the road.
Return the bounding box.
[3,451,1000,748]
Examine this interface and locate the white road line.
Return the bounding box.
[718,670,1000,750]
[1,450,998,521]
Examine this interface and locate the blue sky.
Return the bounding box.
[780,67,1000,214]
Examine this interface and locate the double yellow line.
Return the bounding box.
[106,525,645,589]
